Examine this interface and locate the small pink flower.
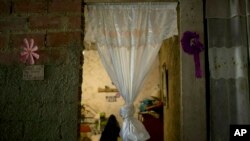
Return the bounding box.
[20,38,39,65]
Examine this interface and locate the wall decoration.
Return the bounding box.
[181,31,204,78]
[23,65,44,80]
[98,86,118,93]
[106,96,117,102]
[20,38,39,65]
[20,38,44,80]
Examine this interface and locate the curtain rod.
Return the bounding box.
[84,0,178,5]
[85,1,178,5]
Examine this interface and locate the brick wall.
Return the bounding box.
[0,0,83,140]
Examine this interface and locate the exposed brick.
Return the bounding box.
[13,0,47,13]
[35,49,66,65]
[0,35,7,49]
[0,52,9,65]
[0,51,19,65]
[47,32,81,47]
[0,0,10,16]
[48,0,81,13]
[49,49,67,64]
[29,15,63,29]
[68,16,82,30]
[49,50,61,61]
[35,49,50,64]
[11,33,45,49]
[0,17,27,31]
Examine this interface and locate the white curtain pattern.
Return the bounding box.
[206,0,250,140]
[84,3,178,141]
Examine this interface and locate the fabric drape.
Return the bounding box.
[206,0,250,140]
[84,3,177,141]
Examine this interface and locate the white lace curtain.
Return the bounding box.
[206,0,250,140]
[84,3,178,141]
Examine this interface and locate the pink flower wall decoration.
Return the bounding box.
[20,38,39,65]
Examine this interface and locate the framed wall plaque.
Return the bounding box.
[23,65,44,80]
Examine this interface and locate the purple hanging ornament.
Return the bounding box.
[181,31,204,78]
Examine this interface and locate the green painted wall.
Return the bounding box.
[0,45,82,140]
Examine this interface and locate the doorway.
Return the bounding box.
[80,48,162,140]
[80,2,180,141]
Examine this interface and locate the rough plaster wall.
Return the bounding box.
[159,36,180,141]
[0,46,81,140]
[85,0,177,2]
[179,0,206,141]
[81,50,160,124]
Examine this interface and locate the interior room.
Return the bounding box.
[80,49,162,140]
[80,39,181,141]
[79,1,181,140]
